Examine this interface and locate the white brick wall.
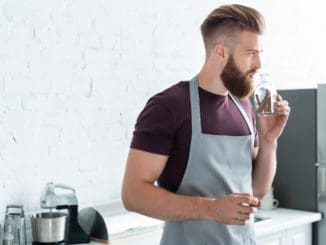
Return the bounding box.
[1,0,326,219]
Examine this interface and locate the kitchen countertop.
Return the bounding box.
[78,205,322,245]
[254,208,322,237]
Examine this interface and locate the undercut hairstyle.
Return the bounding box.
[200,4,265,54]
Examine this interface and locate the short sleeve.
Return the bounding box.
[130,98,176,156]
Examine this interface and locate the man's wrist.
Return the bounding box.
[201,197,219,221]
[259,138,277,149]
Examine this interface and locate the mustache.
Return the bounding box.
[245,69,258,77]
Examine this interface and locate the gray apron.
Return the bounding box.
[160,76,256,245]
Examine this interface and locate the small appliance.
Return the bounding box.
[31,211,67,244]
[31,182,90,244]
[2,205,27,245]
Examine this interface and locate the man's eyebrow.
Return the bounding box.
[247,48,264,53]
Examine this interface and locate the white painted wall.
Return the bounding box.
[0,0,325,216]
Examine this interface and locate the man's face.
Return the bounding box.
[221,31,262,99]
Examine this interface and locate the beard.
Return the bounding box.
[221,55,256,99]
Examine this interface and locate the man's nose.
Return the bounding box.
[254,54,262,70]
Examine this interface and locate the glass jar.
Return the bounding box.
[253,73,277,116]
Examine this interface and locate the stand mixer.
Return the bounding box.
[37,182,90,244]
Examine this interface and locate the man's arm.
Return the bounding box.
[122,148,258,225]
[252,94,290,199]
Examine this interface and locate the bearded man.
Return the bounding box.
[122,4,290,244]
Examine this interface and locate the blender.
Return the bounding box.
[31,182,90,244]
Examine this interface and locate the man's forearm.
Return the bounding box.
[252,139,277,199]
[122,181,214,222]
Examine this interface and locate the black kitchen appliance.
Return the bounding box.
[273,84,326,245]
[38,182,90,244]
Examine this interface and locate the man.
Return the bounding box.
[122,4,290,244]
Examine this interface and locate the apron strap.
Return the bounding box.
[228,93,255,149]
[189,76,255,148]
[189,76,202,135]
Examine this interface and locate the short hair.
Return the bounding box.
[200,4,265,54]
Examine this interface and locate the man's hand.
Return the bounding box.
[210,193,259,226]
[257,94,290,144]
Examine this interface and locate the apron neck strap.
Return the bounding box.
[189,76,202,134]
[189,76,255,147]
[228,93,255,148]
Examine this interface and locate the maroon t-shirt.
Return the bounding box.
[131,81,258,193]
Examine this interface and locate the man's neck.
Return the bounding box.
[197,64,228,96]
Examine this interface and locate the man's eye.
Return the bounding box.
[248,51,255,56]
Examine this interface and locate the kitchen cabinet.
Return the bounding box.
[256,223,311,245]
[257,231,286,245]
[286,224,311,245]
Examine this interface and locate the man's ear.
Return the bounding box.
[214,43,226,59]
